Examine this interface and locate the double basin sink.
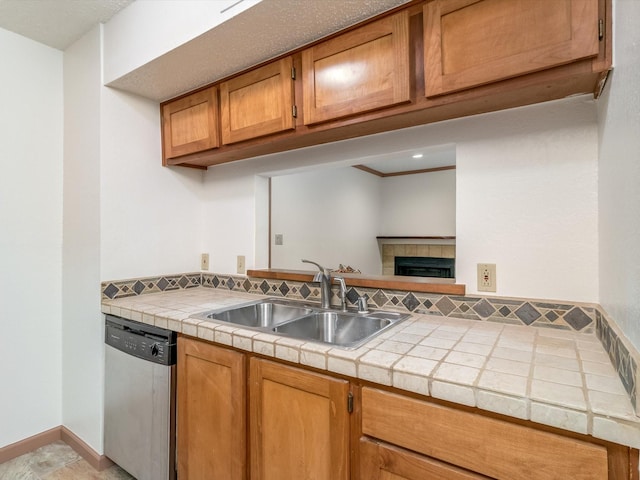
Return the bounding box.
[191,298,410,349]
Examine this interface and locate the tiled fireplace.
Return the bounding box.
[381,243,456,276]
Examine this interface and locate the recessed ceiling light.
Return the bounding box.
[412,154,423,159]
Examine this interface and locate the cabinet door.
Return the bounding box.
[177,337,246,480]
[359,438,488,480]
[302,11,410,125]
[424,0,600,97]
[220,57,295,145]
[162,86,219,160]
[249,358,350,480]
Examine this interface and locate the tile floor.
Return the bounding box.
[0,441,133,480]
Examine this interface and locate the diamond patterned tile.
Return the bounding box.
[103,283,118,299]
[402,293,420,312]
[514,303,541,325]
[564,308,592,331]
[473,299,495,318]
[436,296,456,316]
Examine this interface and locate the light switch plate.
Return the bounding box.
[201,253,210,271]
[237,255,246,274]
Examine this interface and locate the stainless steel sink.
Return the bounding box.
[273,311,394,348]
[191,298,409,348]
[191,299,313,328]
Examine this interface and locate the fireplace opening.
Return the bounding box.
[394,256,455,278]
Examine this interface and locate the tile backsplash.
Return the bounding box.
[101,270,640,415]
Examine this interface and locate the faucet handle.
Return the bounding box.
[357,295,369,314]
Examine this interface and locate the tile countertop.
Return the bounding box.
[101,287,640,449]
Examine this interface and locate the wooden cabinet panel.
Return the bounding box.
[162,86,219,160]
[424,0,600,96]
[359,438,488,480]
[302,11,411,125]
[361,387,608,480]
[249,358,349,480]
[177,337,246,480]
[220,57,295,145]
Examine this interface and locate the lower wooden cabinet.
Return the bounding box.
[249,357,350,480]
[177,337,246,480]
[177,336,635,480]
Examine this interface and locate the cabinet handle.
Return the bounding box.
[347,392,354,414]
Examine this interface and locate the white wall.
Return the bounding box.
[456,105,598,301]
[99,88,203,281]
[271,167,382,274]
[598,0,640,349]
[0,28,63,448]
[201,167,261,275]
[379,169,456,236]
[62,25,104,453]
[60,24,205,455]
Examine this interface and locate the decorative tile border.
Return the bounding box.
[596,309,640,413]
[101,273,201,300]
[101,271,640,415]
[199,273,597,333]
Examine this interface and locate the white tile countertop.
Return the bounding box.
[101,287,640,448]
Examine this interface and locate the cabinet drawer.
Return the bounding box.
[424,0,600,96]
[361,387,608,480]
[359,438,488,480]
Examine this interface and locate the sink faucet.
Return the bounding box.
[333,276,348,312]
[301,259,332,309]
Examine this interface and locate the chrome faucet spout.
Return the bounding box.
[333,276,348,312]
[301,259,332,309]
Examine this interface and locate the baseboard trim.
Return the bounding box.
[60,426,113,471]
[0,427,61,465]
[0,426,113,471]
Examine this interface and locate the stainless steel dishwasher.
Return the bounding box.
[104,315,177,480]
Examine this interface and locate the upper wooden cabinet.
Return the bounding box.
[162,0,611,168]
[424,0,601,97]
[302,10,411,125]
[220,57,295,145]
[161,86,219,162]
[249,358,350,480]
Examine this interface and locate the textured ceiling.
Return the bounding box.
[0,0,412,101]
[0,0,133,50]
[106,0,412,102]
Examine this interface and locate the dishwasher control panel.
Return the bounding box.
[105,315,176,366]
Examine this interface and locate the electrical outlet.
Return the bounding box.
[201,253,209,271]
[274,234,284,246]
[237,255,246,274]
[477,263,496,292]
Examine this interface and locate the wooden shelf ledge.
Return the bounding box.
[247,269,465,296]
